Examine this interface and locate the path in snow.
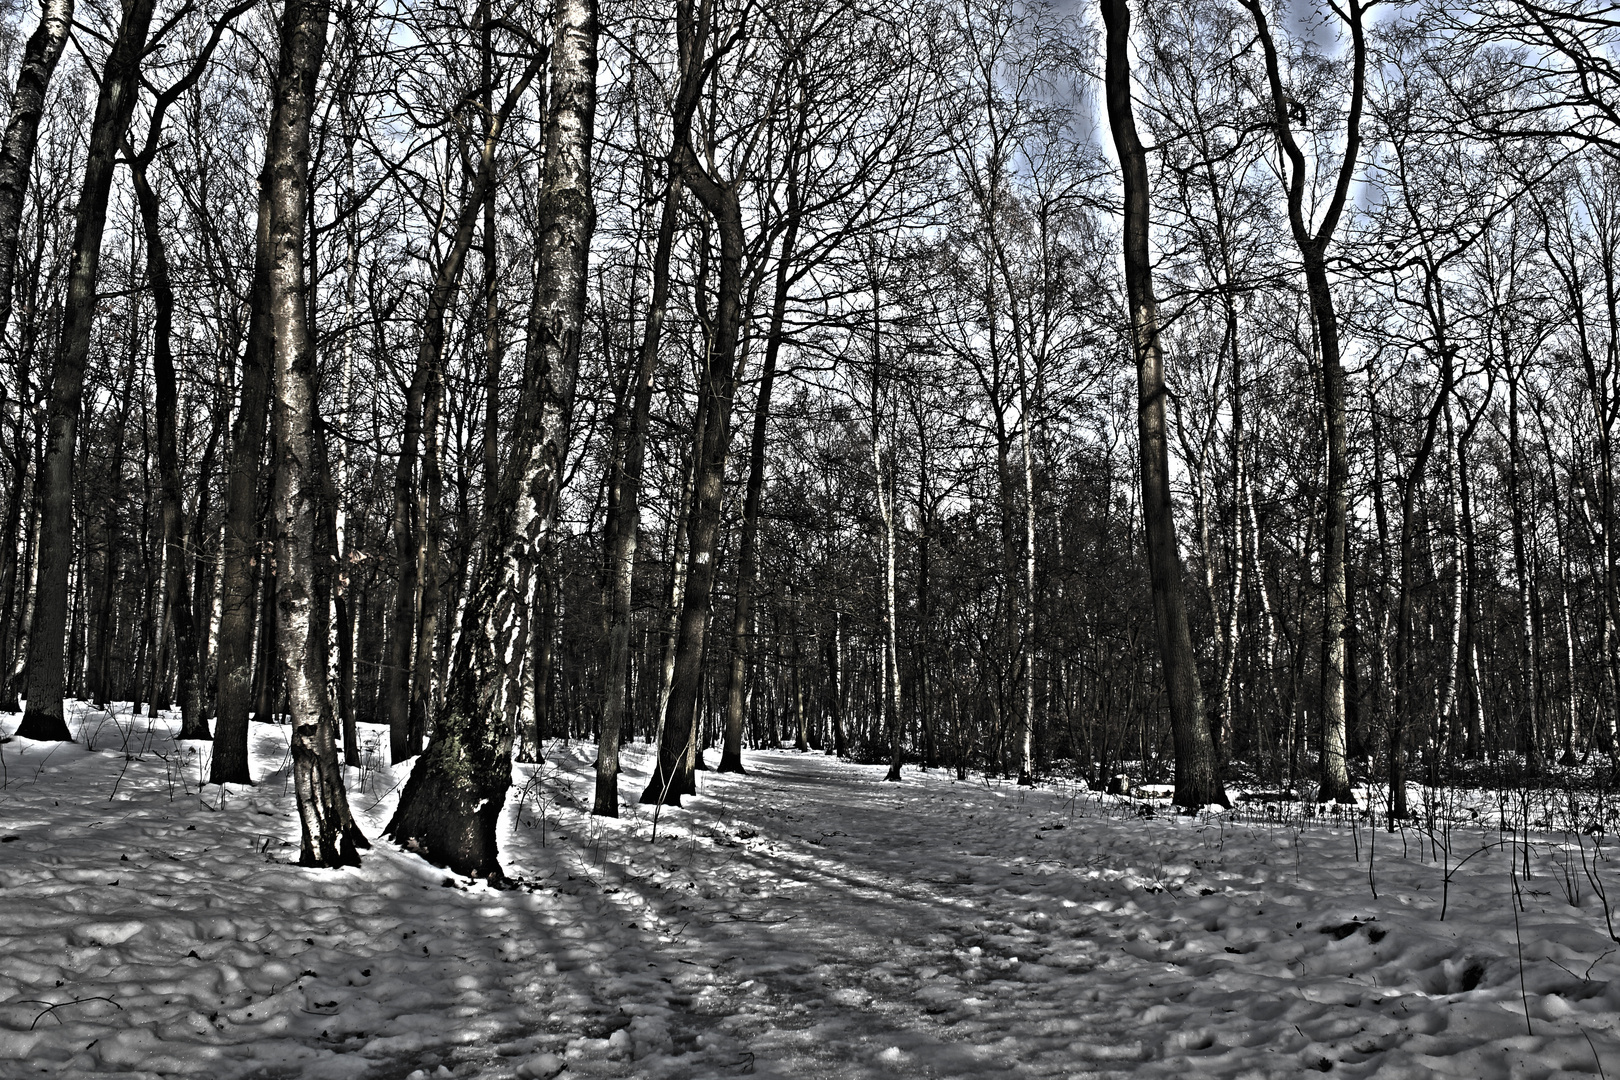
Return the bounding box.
[2,707,1620,1078]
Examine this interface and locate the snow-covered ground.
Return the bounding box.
[3,706,1620,1078]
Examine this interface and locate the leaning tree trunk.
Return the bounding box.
[1102,0,1226,809]
[19,0,157,742]
[0,0,74,342]
[262,0,367,867]
[640,0,746,807]
[387,0,595,877]
[638,194,743,806]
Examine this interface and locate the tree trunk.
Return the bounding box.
[826,610,846,757]
[20,0,157,741]
[641,0,747,807]
[0,427,27,711]
[1531,398,1581,765]
[5,468,41,710]
[409,363,445,753]
[1391,360,1451,822]
[595,172,682,814]
[335,133,360,764]
[719,197,800,773]
[262,0,366,866]
[90,350,138,707]
[211,182,277,784]
[386,356,425,760]
[251,557,277,720]
[1102,0,1226,808]
[790,585,808,751]
[0,0,74,341]
[480,0,502,510]
[388,0,595,877]
[533,561,556,750]
[1016,340,1037,786]
[876,413,904,782]
[1506,372,1544,773]
[133,165,206,738]
[1240,0,1366,805]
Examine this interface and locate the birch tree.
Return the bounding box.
[387,0,596,876]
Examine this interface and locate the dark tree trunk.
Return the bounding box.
[1391,359,1452,822]
[826,611,847,757]
[534,562,556,751]
[1102,0,1227,808]
[595,173,682,814]
[641,0,747,807]
[720,198,800,774]
[91,352,138,707]
[1506,373,1544,774]
[133,164,207,738]
[0,429,26,711]
[1240,0,1367,805]
[252,558,277,720]
[409,364,445,753]
[386,360,426,760]
[211,181,277,783]
[20,0,157,741]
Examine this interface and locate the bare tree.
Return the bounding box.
[19,0,159,741]
[387,0,595,876]
[1237,0,1371,805]
[261,0,368,865]
[1102,0,1225,808]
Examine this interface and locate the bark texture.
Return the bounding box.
[719,200,799,774]
[0,0,74,341]
[263,0,367,866]
[211,188,277,784]
[388,0,595,877]
[20,0,157,741]
[595,175,682,815]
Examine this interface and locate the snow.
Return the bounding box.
[3,704,1620,1078]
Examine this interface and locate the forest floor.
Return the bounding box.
[3,708,1620,1078]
